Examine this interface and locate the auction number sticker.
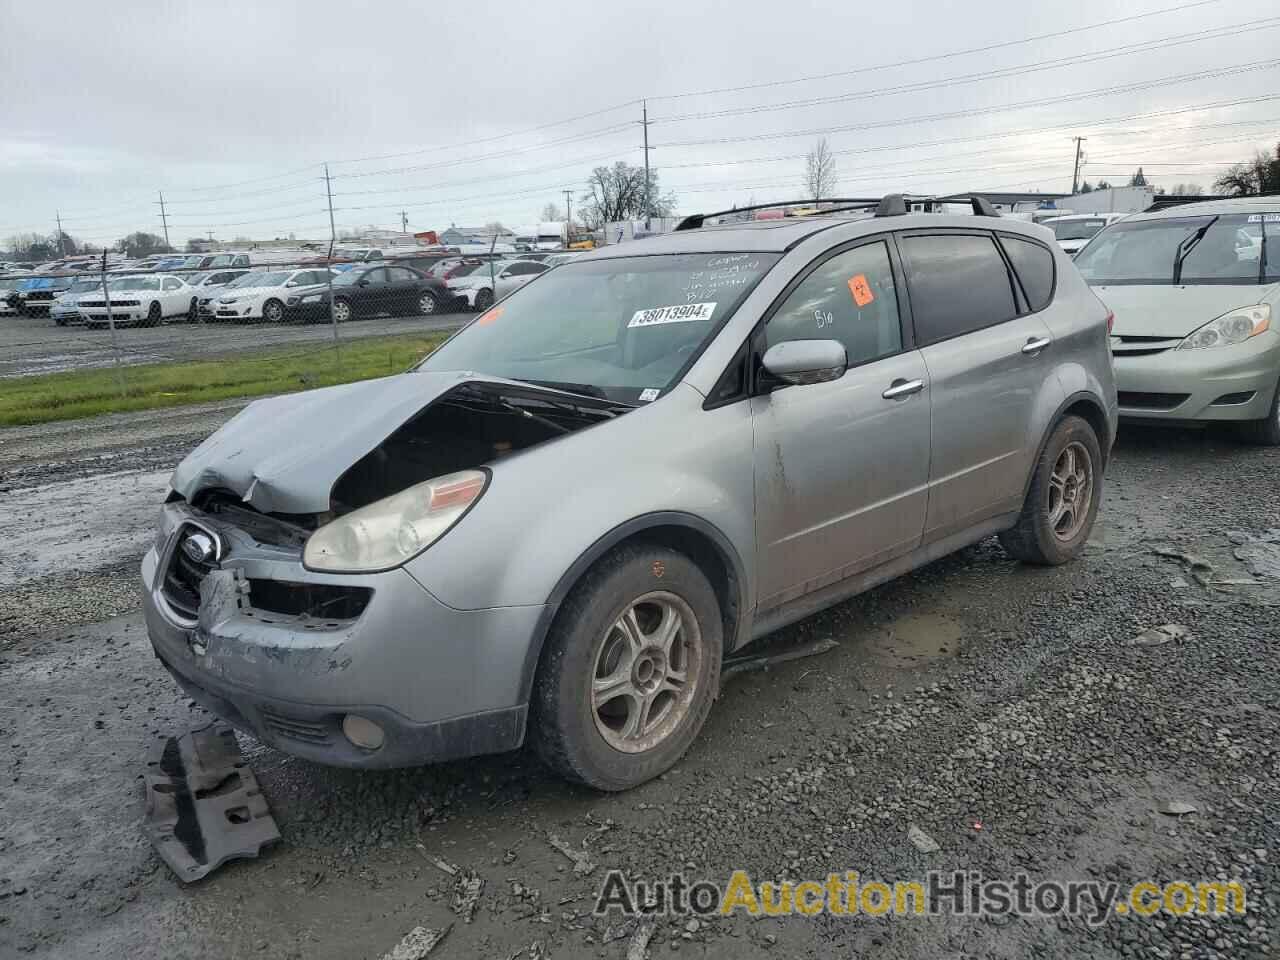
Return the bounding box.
[629,302,717,328]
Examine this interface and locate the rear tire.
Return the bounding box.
[332,298,352,323]
[530,545,722,791]
[999,415,1103,566]
[417,291,438,315]
[1240,377,1280,446]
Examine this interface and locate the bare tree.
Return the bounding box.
[1214,144,1280,196]
[1167,183,1204,196]
[804,137,837,201]
[540,202,561,222]
[578,162,676,229]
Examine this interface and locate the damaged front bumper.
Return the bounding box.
[143,501,544,769]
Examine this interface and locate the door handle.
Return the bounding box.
[1021,336,1052,356]
[882,378,925,400]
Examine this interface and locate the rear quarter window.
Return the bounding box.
[999,234,1056,312]
[899,233,1018,345]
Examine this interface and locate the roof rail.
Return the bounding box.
[676,193,1005,231]
[674,198,880,231]
[875,193,1000,218]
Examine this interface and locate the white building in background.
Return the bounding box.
[1065,186,1156,214]
[510,222,568,250]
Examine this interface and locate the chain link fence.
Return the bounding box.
[0,247,519,425]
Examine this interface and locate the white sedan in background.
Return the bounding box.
[213,267,336,323]
[79,274,192,328]
[445,259,550,310]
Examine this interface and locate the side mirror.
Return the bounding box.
[285,281,298,287]
[761,339,847,387]
[357,279,369,287]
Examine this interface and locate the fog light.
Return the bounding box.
[342,714,385,750]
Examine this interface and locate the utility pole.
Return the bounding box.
[323,163,341,361]
[400,210,409,233]
[55,211,66,256]
[562,188,573,231]
[157,191,171,250]
[641,100,652,230]
[1071,136,1087,195]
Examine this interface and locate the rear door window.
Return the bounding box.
[999,235,1055,312]
[899,233,1018,345]
[767,241,903,367]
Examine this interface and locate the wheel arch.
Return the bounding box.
[1020,390,1112,503]
[516,511,749,705]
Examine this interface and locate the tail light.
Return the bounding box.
[1105,310,1115,334]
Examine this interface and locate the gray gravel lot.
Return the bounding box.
[0,310,468,378]
[1,409,1278,960]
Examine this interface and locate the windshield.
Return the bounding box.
[1051,219,1108,241]
[417,252,779,402]
[333,268,373,285]
[113,277,161,291]
[205,255,234,268]
[232,271,289,288]
[67,280,99,293]
[1075,213,1277,285]
[187,272,209,285]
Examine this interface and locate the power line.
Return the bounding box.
[654,18,1280,125]
[655,61,1280,148]
[647,0,1225,102]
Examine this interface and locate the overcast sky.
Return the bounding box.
[3,0,1279,247]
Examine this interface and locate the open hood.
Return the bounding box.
[1092,283,1280,338]
[169,372,618,515]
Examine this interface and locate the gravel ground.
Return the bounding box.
[0,310,468,378]
[1,413,1278,960]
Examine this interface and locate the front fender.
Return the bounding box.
[406,384,758,615]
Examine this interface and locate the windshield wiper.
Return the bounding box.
[1172,217,1217,284]
[521,379,609,400]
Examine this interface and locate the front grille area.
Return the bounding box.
[161,526,219,620]
[1111,336,1181,358]
[1118,391,1191,411]
[260,707,333,746]
[247,579,371,622]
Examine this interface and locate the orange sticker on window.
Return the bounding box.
[848,274,875,307]
[476,306,504,327]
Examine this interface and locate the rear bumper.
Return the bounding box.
[1113,333,1280,422]
[141,503,545,768]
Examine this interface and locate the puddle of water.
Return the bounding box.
[862,613,965,668]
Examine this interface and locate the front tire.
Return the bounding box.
[147,301,162,326]
[999,415,1103,565]
[530,545,722,791]
[474,288,494,311]
[1240,376,1280,446]
[262,298,284,323]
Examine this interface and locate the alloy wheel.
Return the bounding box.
[590,592,702,754]
[1047,441,1093,542]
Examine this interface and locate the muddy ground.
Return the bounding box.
[0,310,467,378]
[1,408,1278,960]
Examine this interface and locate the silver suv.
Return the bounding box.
[143,196,1117,791]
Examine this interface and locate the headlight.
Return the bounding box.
[303,470,488,573]
[1178,304,1271,350]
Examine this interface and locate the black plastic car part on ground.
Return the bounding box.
[283,265,453,322]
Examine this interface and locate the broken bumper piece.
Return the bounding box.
[142,502,544,769]
[143,722,280,882]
